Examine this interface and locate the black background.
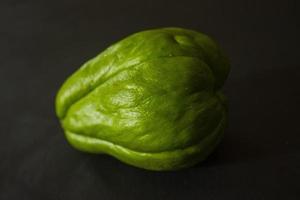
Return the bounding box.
[1,0,299,199]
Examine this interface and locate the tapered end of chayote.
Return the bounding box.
[55,27,230,171]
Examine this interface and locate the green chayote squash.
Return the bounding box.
[55,27,230,171]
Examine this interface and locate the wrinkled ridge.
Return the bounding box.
[61,55,214,119]
[65,109,226,154]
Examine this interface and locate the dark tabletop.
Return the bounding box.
[1,0,299,199]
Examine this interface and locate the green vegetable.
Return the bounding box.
[55,27,230,171]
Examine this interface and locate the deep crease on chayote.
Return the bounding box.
[55,27,230,171]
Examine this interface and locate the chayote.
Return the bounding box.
[55,27,230,171]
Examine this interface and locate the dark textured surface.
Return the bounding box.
[0,0,299,199]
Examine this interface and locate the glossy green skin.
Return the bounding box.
[55,27,230,171]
